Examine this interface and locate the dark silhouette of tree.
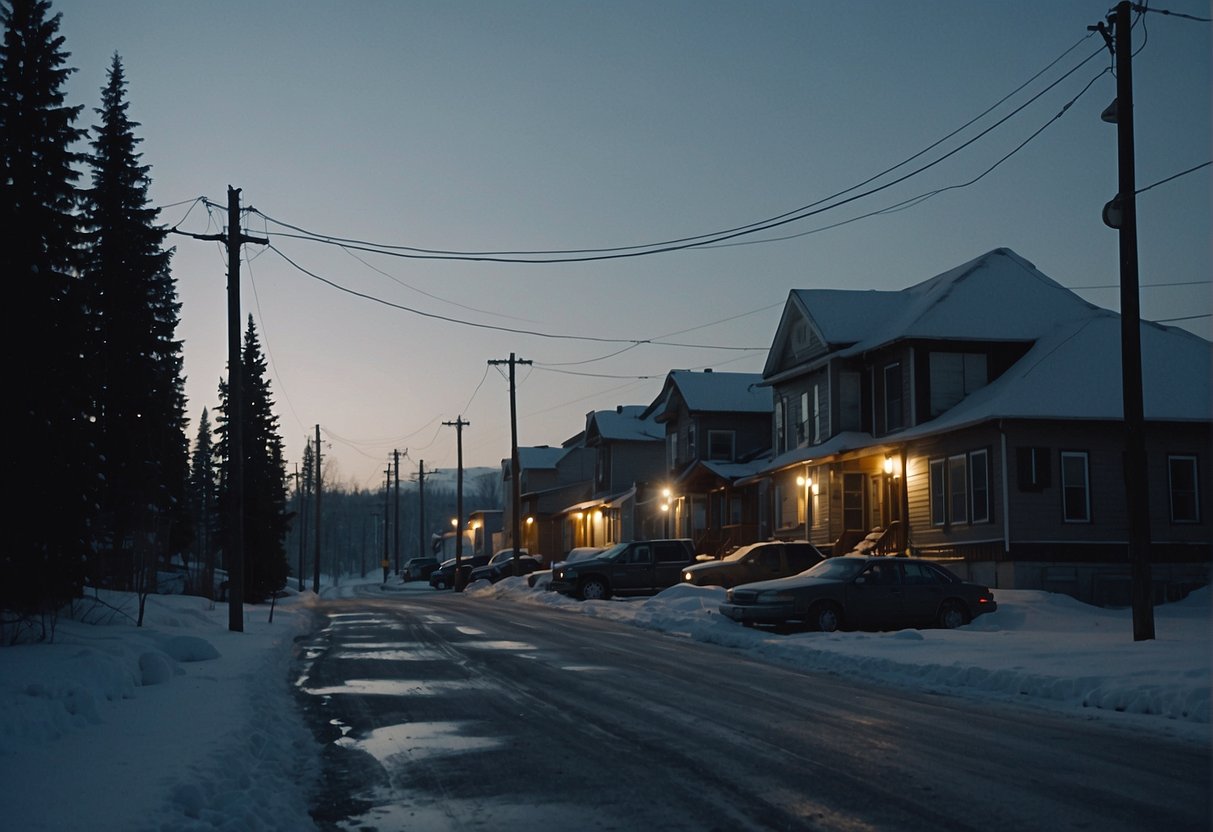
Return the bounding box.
[215,316,290,603]
[1,0,93,627]
[81,53,190,589]
[187,408,219,597]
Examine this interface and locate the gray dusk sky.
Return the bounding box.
[53,0,1211,489]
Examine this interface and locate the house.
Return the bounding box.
[641,369,773,556]
[749,248,1210,604]
[549,405,666,550]
[502,443,594,564]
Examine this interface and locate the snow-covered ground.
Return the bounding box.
[0,575,1208,831]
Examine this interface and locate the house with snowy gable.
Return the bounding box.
[640,369,773,557]
[747,247,1210,604]
[501,443,594,564]
[544,405,667,552]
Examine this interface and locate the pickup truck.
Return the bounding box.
[681,540,824,588]
[549,539,695,600]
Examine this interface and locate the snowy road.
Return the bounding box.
[293,585,1209,831]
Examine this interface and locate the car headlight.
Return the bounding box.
[756,591,794,604]
[683,571,694,582]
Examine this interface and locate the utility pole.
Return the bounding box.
[174,186,267,632]
[489,353,532,568]
[417,460,428,561]
[382,464,391,584]
[313,424,322,594]
[294,462,303,592]
[393,449,402,575]
[1095,2,1154,641]
[443,418,469,590]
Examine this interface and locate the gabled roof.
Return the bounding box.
[516,446,569,470]
[765,248,1102,379]
[644,369,771,419]
[585,405,663,443]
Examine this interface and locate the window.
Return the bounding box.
[774,397,785,454]
[708,430,735,462]
[839,371,861,432]
[687,423,697,460]
[948,454,968,524]
[730,495,743,525]
[929,353,989,416]
[970,449,990,523]
[930,459,946,526]
[843,473,865,531]
[1017,446,1051,491]
[931,450,990,527]
[812,384,822,444]
[884,363,903,432]
[1061,451,1090,523]
[1169,455,1200,523]
[799,392,810,445]
[667,434,677,471]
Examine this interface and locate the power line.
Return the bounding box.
[245,37,1104,264]
[266,242,763,350]
[1136,161,1211,195]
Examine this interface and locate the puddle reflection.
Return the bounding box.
[334,649,446,661]
[335,720,501,763]
[459,640,536,651]
[304,679,477,697]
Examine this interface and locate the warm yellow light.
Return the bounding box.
[574,511,583,520]
[526,516,534,525]
[811,483,820,496]
[593,510,602,520]
[797,475,813,488]
[884,457,894,474]
[661,503,669,512]
[450,517,457,527]
[471,521,481,530]
[662,487,671,499]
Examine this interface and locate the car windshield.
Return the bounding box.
[595,543,629,562]
[802,557,868,580]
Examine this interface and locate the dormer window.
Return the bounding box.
[708,430,735,461]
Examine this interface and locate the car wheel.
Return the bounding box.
[811,602,842,633]
[434,578,447,590]
[579,578,609,601]
[938,601,970,629]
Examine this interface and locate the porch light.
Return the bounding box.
[574,511,584,521]
[796,475,813,488]
[450,517,457,528]
[526,516,534,526]
[811,482,820,496]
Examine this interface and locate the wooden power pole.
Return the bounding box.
[443,418,469,590]
[489,353,532,568]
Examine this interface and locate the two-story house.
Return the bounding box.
[642,369,773,556]
[750,248,1210,603]
[502,442,594,564]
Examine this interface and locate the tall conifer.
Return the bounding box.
[187,408,218,596]
[81,54,190,578]
[1,0,93,617]
[216,316,290,602]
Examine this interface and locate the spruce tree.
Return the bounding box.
[1,0,93,618]
[81,53,191,583]
[216,316,290,602]
[187,408,219,597]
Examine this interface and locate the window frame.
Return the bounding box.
[1168,454,1200,524]
[1060,450,1091,523]
[969,448,990,524]
[883,362,903,433]
[930,458,946,527]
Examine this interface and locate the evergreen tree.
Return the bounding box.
[215,316,290,602]
[187,408,219,597]
[81,53,190,581]
[1,0,93,618]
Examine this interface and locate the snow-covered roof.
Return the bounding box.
[780,249,1103,368]
[586,405,663,442]
[517,446,568,470]
[658,370,772,414]
[897,313,1213,436]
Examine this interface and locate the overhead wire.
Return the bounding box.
[247,35,1103,264]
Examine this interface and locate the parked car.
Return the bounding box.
[681,540,825,588]
[550,539,696,600]
[527,547,605,590]
[428,553,492,590]
[718,555,997,632]
[401,556,439,582]
[468,549,542,584]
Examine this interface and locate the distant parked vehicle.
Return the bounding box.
[401,557,439,582]
[718,555,997,632]
[681,540,825,589]
[550,539,695,600]
[428,554,492,590]
[527,547,605,590]
[468,549,542,584]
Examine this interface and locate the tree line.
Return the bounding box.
[0,0,291,639]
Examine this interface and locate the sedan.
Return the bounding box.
[468,549,542,584]
[719,555,996,632]
[682,540,824,588]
